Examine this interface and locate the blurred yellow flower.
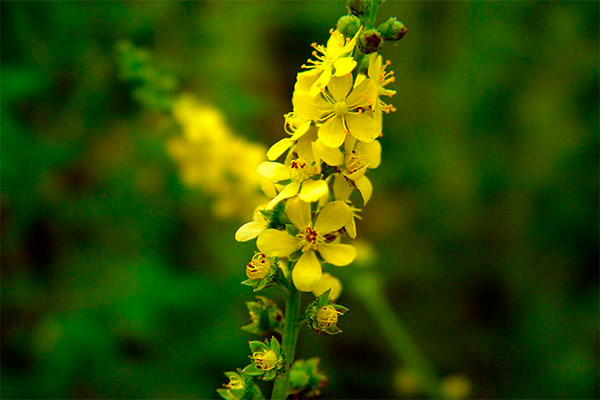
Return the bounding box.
[168,95,268,219]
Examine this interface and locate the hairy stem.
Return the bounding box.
[271,285,301,400]
[351,272,442,398]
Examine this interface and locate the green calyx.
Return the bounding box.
[377,17,408,41]
[241,296,284,335]
[358,28,384,54]
[243,337,285,381]
[288,358,329,398]
[304,290,349,335]
[337,15,362,38]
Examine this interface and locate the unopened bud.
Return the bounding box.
[358,28,383,54]
[377,17,408,41]
[246,253,271,280]
[336,15,361,38]
[347,0,368,16]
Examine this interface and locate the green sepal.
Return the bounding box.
[265,202,290,230]
[285,224,300,236]
[242,296,283,335]
[289,250,302,262]
[249,340,268,353]
[242,363,264,376]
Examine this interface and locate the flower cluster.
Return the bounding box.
[220,1,405,397]
[237,30,397,294]
[168,95,271,219]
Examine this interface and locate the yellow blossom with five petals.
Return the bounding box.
[294,75,380,148]
[256,198,356,292]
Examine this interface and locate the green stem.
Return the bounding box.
[271,285,301,400]
[350,272,442,398]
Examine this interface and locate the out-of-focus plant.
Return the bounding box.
[117,42,269,219]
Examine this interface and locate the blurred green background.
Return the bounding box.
[2,1,598,398]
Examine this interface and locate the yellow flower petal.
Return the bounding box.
[294,94,332,121]
[344,165,368,181]
[314,200,352,234]
[344,216,357,239]
[235,221,269,242]
[333,174,353,200]
[309,67,332,97]
[299,179,329,203]
[356,140,382,168]
[257,161,290,181]
[367,53,382,79]
[312,273,343,300]
[355,175,373,204]
[312,140,343,166]
[285,197,311,230]
[347,77,377,107]
[319,243,357,266]
[290,120,312,141]
[333,57,357,77]
[292,250,322,292]
[345,113,380,143]
[257,229,300,257]
[295,71,318,95]
[318,117,346,148]
[267,139,294,161]
[267,181,301,209]
[328,75,353,101]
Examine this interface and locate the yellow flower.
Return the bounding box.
[300,29,360,96]
[257,153,328,208]
[246,253,271,280]
[235,205,269,242]
[312,273,343,300]
[331,138,381,205]
[358,53,397,126]
[256,198,356,292]
[266,113,312,161]
[294,75,380,148]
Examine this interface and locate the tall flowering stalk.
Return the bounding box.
[220,1,407,398]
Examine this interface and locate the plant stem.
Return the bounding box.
[350,272,442,398]
[271,285,301,400]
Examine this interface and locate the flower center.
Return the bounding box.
[296,227,323,252]
[253,349,278,370]
[246,253,271,280]
[316,305,341,329]
[344,150,363,173]
[288,157,313,182]
[333,101,349,116]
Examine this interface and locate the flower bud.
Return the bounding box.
[336,15,361,38]
[246,253,271,280]
[315,305,340,329]
[377,17,407,41]
[358,28,383,54]
[346,0,368,16]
